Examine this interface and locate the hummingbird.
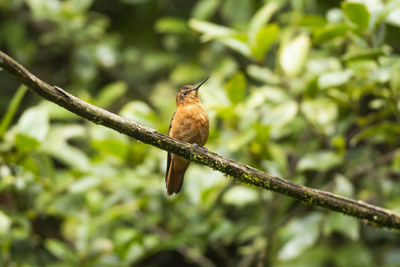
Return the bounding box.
[165,77,209,195]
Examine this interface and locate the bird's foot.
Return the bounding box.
[193,143,208,151]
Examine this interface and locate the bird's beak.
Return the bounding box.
[193,76,209,91]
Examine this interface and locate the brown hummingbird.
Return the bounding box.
[165,77,209,195]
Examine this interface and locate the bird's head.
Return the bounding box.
[176,76,208,106]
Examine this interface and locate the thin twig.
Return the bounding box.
[1,50,400,230]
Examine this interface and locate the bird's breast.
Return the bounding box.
[170,104,209,146]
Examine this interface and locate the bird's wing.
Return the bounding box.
[165,112,176,183]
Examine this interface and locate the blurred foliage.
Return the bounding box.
[1,0,400,266]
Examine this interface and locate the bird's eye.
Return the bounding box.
[183,91,188,96]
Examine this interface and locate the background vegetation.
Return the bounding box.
[1,0,400,266]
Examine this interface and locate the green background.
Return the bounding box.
[1,0,400,266]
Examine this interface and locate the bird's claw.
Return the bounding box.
[193,143,208,151]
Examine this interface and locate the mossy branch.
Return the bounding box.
[1,50,400,230]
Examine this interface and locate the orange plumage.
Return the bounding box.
[165,77,209,195]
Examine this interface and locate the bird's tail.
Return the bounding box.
[166,162,189,195]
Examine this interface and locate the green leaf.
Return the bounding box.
[342,2,370,31]
[219,35,252,58]
[327,88,350,104]
[91,238,114,254]
[301,98,338,135]
[350,122,400,145]
[170,62,206,84]
[390,60,400,98]
[154,17,190,34]
[324,213,359,240]
[96,81,127,108]
[225,72,246,104]
[15,134,40,153]
[45,239,75,261]
[280,34,311,77]
[299,14,327,31]
[41,125,90,170]
[191,0,220,20]
[314,24,348,44]
[227,128,256,152]
[278,213,323,260]
[214,106,236,121]
[90,122,130,160]
[222,185,258,206]
[342,48,385,62]
[0,210,12,235]
[297,151,342,172]
[209,220,235,242]
[266,142,288,176]
[251,24,279,60]
[53,144,90,170]
[246,65,280,84]
[371,67,394,84]
[318,69,353,89]
[386,8,400,27]
[92,139,129,159]
[69,0,93,13]
[248,1,281,43]
[0,85,28,138]
[189,19,236,41]
[261,101,298,128]
[95,43,117,68]
[69,176,102,193]
[17,105,49,142]
[125,243,146,262]
[114,227,139,246]
[391,149,400,174]
[39,101,79,120]
[120,101,156,127]
[220,0,252,29]
[336,243,373,266]
[332,174,354,198]
[26,0,61,19]
[383,248,400,266]
[189,19,252,58]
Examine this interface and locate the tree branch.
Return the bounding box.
[1,50,400,230]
